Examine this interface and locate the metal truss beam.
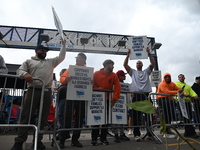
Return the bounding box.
[0,25,156,56]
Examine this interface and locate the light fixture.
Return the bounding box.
[40,34,50,43]
[152,43,162,49]
[80,38,88,45]
[118,40,126,47]
[116,40,127,53]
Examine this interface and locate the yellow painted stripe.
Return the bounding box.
[166,142,194,146]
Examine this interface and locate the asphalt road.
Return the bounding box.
[1,129,200,150]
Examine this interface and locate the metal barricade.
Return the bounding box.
[0,74,46,150]
[150,93,200,138]
[52,85,87,150]
[52,87,161,149]
[127,92,161,144]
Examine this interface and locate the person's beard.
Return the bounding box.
[37,53,46,59]
[166,79,171,83]
[137,66,142,70]
[108,67,113,73]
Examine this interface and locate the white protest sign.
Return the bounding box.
[178,93,188,119]
[67,65,93,100]
[111,94,127,124]
[52,6,64,40]
[120,83,130,92]
[120,83,132,103]
[150,70,161,87]
[86,92,106,125]
[128,36,148,60]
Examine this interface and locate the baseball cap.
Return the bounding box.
[76,53,87,60]
[35,45,49,51]
[195,76,200,80]
[116,70,127,77]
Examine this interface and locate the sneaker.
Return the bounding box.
[71,141,83,147]
[59,140,65,149]
[134,136,141,142]
[114,134,121,143]
[163,134,176,139]
[107,132,114,138]
[31,141,46,149]
[120,134,130,141]
[100,140,109,145]
[128,130,133,135]
[11,142,23,150]
[91,141,97,146]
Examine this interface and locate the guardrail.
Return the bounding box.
[0,74,45,150]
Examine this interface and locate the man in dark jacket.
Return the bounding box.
[191,76,200,132]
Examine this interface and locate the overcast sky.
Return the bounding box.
[1,0,200,88]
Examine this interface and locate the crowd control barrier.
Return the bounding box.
[150,93,200,137]
[0,74,46,150]
[52,86,161,150]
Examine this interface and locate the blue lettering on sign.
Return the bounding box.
[67,45,74,48]
[47,44,62,48]
[154,82,159,85]
[94,115,101,121]
[76,90,84,96]
[116,115,122,120]
[135,53,142,57]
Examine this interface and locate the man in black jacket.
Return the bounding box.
[191,76,200,132]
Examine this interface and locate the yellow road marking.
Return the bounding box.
[166,142,194,146]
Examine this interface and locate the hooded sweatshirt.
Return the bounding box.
[157,73,180,100]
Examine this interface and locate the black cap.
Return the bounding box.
[77,53,87,60]
[196,76,200,80]
[103,59,114,67]
[35,45,49,51]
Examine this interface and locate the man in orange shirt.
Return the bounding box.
[91,59,121,146]
[58,53,87,149]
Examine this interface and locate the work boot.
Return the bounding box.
[91,140,97,146]
[10,142,23,150]
[59,140,65,149]
[71,140,83,147]
[100,140,109,145]
[31,141,46,149]
[114,134,120,143]
[120,133,130,141]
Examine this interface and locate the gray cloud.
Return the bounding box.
[1,0,200,87]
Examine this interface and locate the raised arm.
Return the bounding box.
[0,55,8,74]
[52,38,66,67]
[57,38,66,63]
[147,47,155,71]
[123,49,131,74]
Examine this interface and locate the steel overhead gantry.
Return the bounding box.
[0,25,160,70]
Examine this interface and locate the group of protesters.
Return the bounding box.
[0,41,200,150]
[156,73,200,139]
